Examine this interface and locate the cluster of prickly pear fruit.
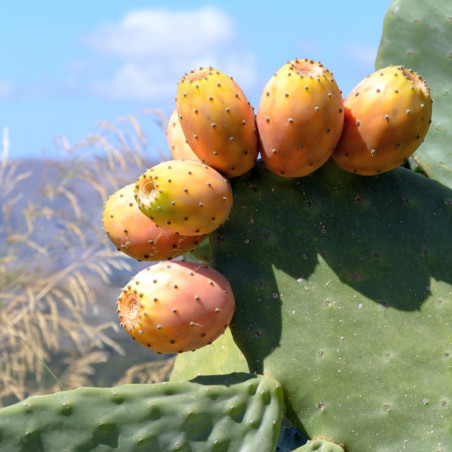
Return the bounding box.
[91,5,444,447]
[170,61,431,181]
[102,160,234,352]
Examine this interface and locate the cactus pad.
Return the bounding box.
[171,328,249,382]
[211,161,452,450]
[0,373,284,452]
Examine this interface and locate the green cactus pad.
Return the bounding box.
[0,373,284,452]
[171,328,249,382]
[292,439,344,452]
[183,235,211,265]
[376,0,452,188]
[211,161,452,451]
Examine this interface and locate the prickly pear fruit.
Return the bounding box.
[176,66,259,178]
[102,183,207,261]
[256,58,344,178]
[332,65,432,175]
[117,261,235,354]
[134,159,233,236]
[167,109,200,162]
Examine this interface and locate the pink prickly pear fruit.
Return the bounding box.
[332,65,433,175]
[117,261,235,354]
[102,183,207,261]
[176,66,259,178]
[134,159,233,236]
[256,58,344,178]
[166,109,201,162]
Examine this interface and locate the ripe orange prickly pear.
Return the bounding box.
[134,159,233,236]
[166,109,200,162]
[102,183,207,261]
[332,65,433,175]
[256,58,344,178]
[176,66,259,178]
[117,261,235,354]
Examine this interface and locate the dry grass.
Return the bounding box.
[115,358,176,386]
[0,112,174,406]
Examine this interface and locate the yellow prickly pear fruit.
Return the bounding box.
[176,66,258,178]
[332,65,433,175]
[256,58,344,178]
[134,159,233,236]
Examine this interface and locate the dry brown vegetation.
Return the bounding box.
[0,114,175,407]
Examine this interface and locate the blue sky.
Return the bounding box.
[0,1,392,159]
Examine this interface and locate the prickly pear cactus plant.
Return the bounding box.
[1,1,451,451]
[376,0,452,187]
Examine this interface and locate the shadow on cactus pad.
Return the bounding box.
[211,160,451,450]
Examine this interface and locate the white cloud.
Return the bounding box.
[92,61,177,101]
[84,7,236,59]
[80,7,257,104]
[0,80,14,98]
